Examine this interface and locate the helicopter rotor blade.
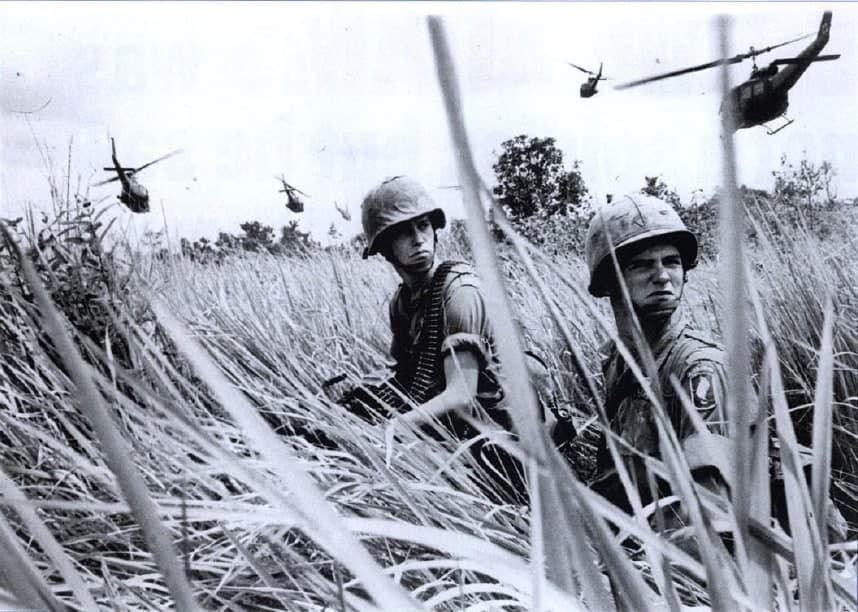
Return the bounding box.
[744,32,815,59]
[93,175,122,187]
[615,31,815,90]
[133,148,184,174]
[567,62,595,76]
[616,55,745,89]
[281,180,310,197]
[770,53,841,66]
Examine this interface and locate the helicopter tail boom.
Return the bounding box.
[770,11,834,93]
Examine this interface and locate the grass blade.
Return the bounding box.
[426,15,545,460]
[717,15,755,577]
[811,297,835,540]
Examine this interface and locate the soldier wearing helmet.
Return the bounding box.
[353,175,526,503]
[584,193,848,542]
[584,192,730,514]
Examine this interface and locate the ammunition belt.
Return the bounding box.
[372,260,462,411]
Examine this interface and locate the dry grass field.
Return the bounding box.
[0,187,856,610]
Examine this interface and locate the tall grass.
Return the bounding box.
[0,17,856,612]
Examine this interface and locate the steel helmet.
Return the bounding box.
[361,176,446,259]
[585,193,697,297]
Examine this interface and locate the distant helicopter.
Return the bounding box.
[616,11,839,135]
[333,201,351,221]
[94,138,182,213]
[567,62,609,97]
[277,175,309,213]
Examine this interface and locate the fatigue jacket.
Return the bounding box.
[592,313,728,506]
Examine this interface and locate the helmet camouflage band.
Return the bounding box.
[585,193,698,297]
[361,176,446,259]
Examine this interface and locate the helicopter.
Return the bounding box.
[276,175,309,213]
[333,201,351,221]
[567,62,609,97]
[616,11,839,135]
[94,138,182,213]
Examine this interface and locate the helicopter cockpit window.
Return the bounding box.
[753,82,765,95]
[741,86,752,101]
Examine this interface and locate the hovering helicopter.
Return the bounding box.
[567,62,609,98]
[94,138,182,213]
[277,175,309,213]
[616,11,839,135]
[333,201,351,221]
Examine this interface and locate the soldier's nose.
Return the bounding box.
[410,225,424,244]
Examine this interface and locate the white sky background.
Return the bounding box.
[2,2,856,245]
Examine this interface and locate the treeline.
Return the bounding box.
[488,136,855,261]
[170,135,855,264]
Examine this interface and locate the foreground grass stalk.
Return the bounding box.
[0,224,199,611]
[427,16,545,459]
[717,13,754,558]
[427,16,587,609]
[811,299,834,547]
[718,16,771,609]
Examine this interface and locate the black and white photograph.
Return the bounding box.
[1,2,856,610]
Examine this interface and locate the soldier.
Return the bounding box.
[351,175,529,503]
[584,193,730,517]
[583,193,847,541]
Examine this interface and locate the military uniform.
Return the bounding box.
[386,260,525,503]
[591,314,728,511]
[389,261,504,415]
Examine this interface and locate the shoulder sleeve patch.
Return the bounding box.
[683,361,726,425]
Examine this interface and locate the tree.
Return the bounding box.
[278,220,318,254]
[772,154,837,235]
[239,221,276,253]
[492,135,589,220]
[215,231,239,252]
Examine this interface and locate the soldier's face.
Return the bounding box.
[619,243,684,317]
[388,215,435,272]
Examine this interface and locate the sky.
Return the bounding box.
[2,2,856,246]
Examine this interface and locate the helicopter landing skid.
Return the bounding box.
[765,115,794,135]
